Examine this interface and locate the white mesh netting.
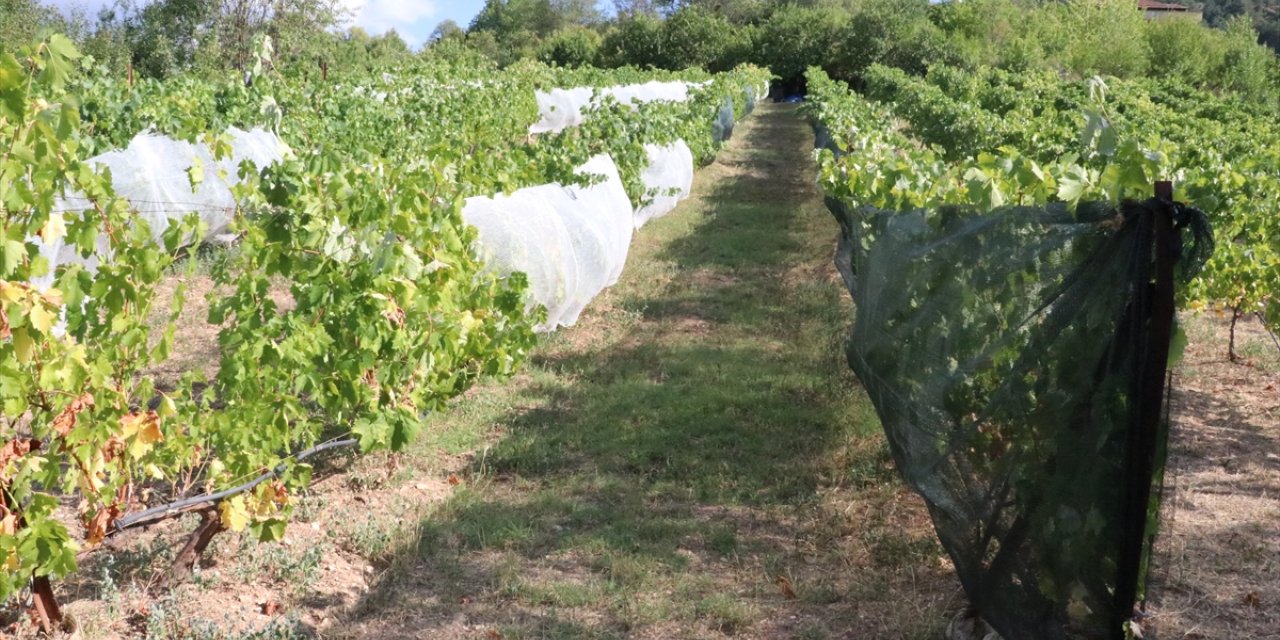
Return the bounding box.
[634,141,695,230]
[462,154,634,331]
[530,81,703,134]
[33,127,288,288]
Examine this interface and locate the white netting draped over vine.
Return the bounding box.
[462,154,634,331]
[32,127,288,288]
[634,141,695,229]
[530,81,703,134]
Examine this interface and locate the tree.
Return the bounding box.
[754,5,850,84]
[429,19,466,44]
[837,0,953,79]
[660,5,742,70]
[598,14,666,67]
[612,0,665,17]
[470,0,601,37]
[540,26,603,67]
[651,0,769,23]
[86,0,351,78]
[0,0,62,51]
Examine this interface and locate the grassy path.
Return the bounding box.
[333,104,957,639]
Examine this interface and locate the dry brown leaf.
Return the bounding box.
[775,575,798,599]
[102,435,126,463]
[0,438,40,469]
[447,474,462,486]
[52,392,95,438]
[83,503,121,547]
[0,506,18,536]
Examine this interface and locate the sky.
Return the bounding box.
[338,0,488,47]
[44,0,493,49]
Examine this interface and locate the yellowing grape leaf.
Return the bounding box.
[39,212,66,243]
[253,481,289,516]
[220,495,251,532]
[11,328,33,363]
[0,281,25,304]
[29,303,56,335]
[157,393,177,418]
[119,411,163,459]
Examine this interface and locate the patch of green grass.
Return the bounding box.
[694,592,756,634]
[337,498,424,562]
[794,624,829,640]
[232,538,326,593]
[1237,337,1280,371]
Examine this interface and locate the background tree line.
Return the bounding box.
[2,0,1277,107]
[451,0,1279,105]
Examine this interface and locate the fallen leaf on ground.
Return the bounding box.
[775,575,798,599]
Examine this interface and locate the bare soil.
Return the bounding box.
[1151,312,1280,639]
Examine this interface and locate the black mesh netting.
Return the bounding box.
[824,193,1213,639]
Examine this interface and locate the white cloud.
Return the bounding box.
[341,0,439,47]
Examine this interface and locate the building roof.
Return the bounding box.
[1138,0,1192,10]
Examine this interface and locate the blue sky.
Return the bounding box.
[340,0,490,47]
[46,0,496,49]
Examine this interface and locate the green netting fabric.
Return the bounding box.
[825,196,1211,639]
